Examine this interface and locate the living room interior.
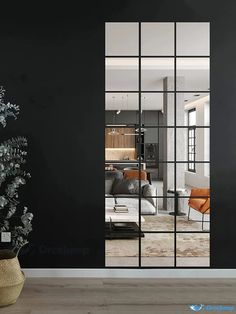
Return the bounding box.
[105,22,210,267]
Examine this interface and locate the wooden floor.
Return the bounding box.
[0,278,236,314]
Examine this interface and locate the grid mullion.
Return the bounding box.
[138,22,142,268]
[105,124,210,128]
[106,55,210,58]
[174,22,177,268]
[105,91,210,93]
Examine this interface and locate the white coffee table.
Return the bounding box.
[105,207,145,223]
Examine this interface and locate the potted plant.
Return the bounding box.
[0,86,33,306]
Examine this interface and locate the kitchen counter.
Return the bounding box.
[105,161,146,170]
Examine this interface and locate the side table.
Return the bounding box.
[168,188,187,216]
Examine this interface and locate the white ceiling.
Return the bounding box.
[105,22,210,110]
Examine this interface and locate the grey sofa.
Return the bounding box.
[105,171,158,215]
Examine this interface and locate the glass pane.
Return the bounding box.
[141,58,174,91]
[177,22,210,56]
[140,93,175,126]
[141,22,174,56]
[105,96,138,161]
[105,93,138,125]
[105,22,138,56]
[177,93,210,126]
[141,198,174,231]
[175,162,210,217]
[140,126,174,168]
[141,93,179,126]
[176,233,210,267]
[176,58,209,92]
[105,196,139,267]
[105,58,138,91]
[176,127,210,162]
[177,162,210,185]
[176,196,210,232]
[141,93,163,117]
[141,233,174,267]
[106,239,139,267]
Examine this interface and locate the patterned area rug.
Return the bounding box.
[106,215,209,257]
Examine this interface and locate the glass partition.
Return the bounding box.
[105,22,210,268]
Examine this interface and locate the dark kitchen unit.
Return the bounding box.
[145,143,159,168]
[142,130,160,181]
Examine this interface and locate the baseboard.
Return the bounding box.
[23,268,236,278]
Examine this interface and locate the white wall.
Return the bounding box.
[185,96,210,188]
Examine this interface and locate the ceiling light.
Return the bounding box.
[116,110,121,114]
[108,128,119,136]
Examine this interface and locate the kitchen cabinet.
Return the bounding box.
[105,128,135,148]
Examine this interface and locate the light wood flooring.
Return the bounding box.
[0,278,235,314]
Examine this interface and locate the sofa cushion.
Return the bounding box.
[105,171,123,194]
[142,184,156,207]
[112,178,137,195]
[105,170,123,180]
[112,178,149,195]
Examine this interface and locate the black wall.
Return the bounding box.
[0,0,236,268]
[0,11,105,267]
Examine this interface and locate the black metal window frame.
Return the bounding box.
[188,108,196,172]
[105,22,210,269]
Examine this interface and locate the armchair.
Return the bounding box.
[188,188,210,230]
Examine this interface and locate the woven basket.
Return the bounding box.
[0,250,25,307]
